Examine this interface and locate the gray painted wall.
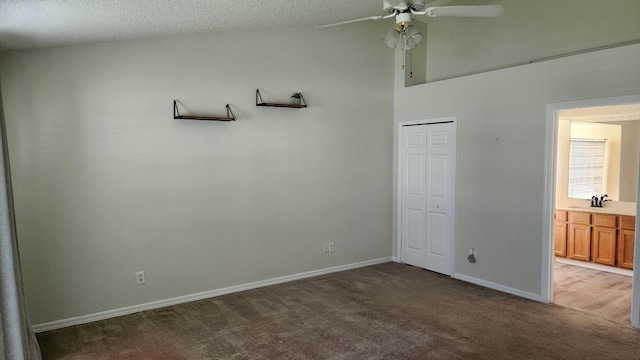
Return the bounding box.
[393,45,640,295]
[1,24,395,324]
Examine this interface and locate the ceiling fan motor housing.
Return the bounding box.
[409,0,426,12]
[384,0,426,12]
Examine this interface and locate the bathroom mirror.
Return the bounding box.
[567,120,639,202]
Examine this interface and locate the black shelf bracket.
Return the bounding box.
[173,100,235,121]
[256,89,308,108]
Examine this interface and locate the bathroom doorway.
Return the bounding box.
[543,95,640,327]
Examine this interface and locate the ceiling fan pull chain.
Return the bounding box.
[402,46,405,70]
[410,48,413,78]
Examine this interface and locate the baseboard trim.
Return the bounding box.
[33,257,393,333]
[454,273,543,302]
[391,256,401,263]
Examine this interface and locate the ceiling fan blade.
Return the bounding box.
[315,15,384,29]
[424,5,504,18]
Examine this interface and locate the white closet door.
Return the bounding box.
[401,121,455,275]
[401,125,428,268]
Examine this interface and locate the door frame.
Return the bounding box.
[542,94,640,329]
[397,117,457,276]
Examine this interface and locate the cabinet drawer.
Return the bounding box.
[555,210,567,222]
[620,216,636,230]
[593,213,616,228]
[569,211,591,225]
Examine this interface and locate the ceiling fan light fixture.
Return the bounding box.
[403,25,422,48]
[401,35,414,50]
[382,28,401,48]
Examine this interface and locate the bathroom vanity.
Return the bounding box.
[555,208,635,269]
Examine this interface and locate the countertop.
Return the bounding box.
[556,206,636,217]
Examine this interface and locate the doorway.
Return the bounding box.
[543,95,640,328]
[397,117,456,276]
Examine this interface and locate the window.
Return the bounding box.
[568,138,606,199]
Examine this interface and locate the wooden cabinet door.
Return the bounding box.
[592,227,616,266]
[568,224,591,261]
[619,216,635,230]
[554,221,567,257]
[618,229,635,269]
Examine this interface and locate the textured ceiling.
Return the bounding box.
[0,0,380,50]
[0,0,469,51]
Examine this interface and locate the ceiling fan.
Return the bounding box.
[316,0,504,50]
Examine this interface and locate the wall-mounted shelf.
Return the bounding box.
[173,100,235,121]
[256,89,308,108]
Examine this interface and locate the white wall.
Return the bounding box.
[0,23,394,325]
[393,44,640,295]
[423,0,640,82]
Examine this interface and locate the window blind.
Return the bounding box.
[568,138,605,199]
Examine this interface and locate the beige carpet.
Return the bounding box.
[37,262,640,359]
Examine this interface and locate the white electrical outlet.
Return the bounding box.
[328,242,335,253]
[136,271,145,285]
[322,243,328,253]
